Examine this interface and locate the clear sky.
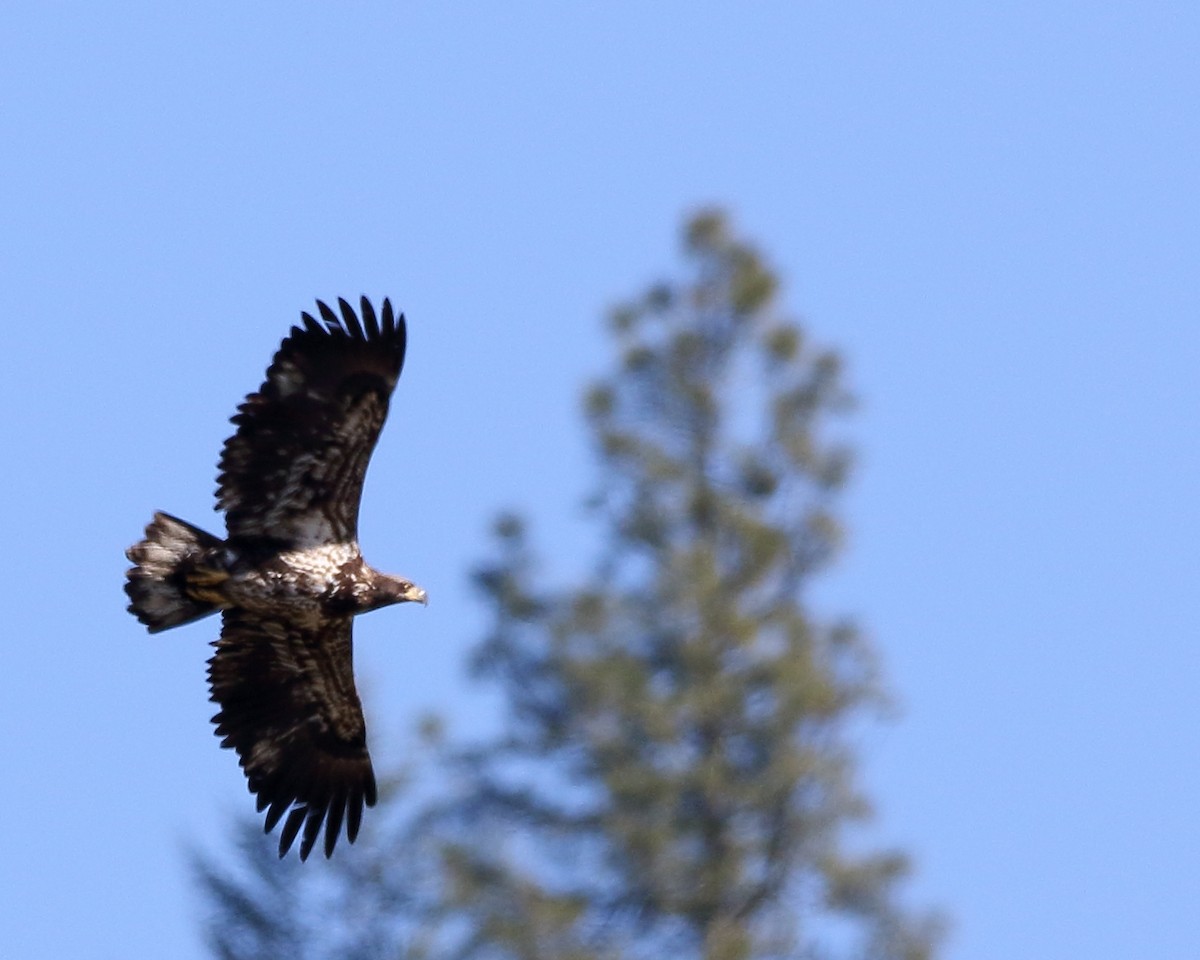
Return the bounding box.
[2,3,1197,958]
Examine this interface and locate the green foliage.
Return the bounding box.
[195,209,941,960]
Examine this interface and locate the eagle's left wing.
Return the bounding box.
[208,609,377,860]
[216,297,407,548]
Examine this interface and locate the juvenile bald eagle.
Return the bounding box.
[125,297,426,861]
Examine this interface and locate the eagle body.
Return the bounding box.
[125,297,425,861]
[188,539,417,624]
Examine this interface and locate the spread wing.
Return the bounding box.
[216,297,407,548]
[208,609,377,860]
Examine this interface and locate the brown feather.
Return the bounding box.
[208,609,377,860]
[215,297,407,548]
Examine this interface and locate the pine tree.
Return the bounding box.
[196,210,941,960]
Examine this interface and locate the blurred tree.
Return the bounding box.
[195,210,941,960]
[193,820,311,960]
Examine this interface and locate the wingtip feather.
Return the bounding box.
[300,311,324,336]
[323,786,347,858]
[299,805,326,861]
[346,789,363,843]
[279,806,306,858]
[338,297,364,338]
[264,796,291,833]
[316,299,341,334]
[360,297,379,338]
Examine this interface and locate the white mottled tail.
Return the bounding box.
[125,512,225,633]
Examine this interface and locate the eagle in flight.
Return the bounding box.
[125,297,426,861]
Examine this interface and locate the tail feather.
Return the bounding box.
[125,512,226,633]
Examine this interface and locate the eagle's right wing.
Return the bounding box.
[208,609,377,860]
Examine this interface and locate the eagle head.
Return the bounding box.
[371,573,428,610]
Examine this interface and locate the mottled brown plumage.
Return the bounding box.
[125,297,426,860]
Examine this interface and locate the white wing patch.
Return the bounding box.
[271,358,307,398]
[279,542,360,578]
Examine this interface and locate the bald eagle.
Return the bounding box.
[125,297,426,860]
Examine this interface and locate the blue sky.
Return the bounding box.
[2,3,1197,958]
